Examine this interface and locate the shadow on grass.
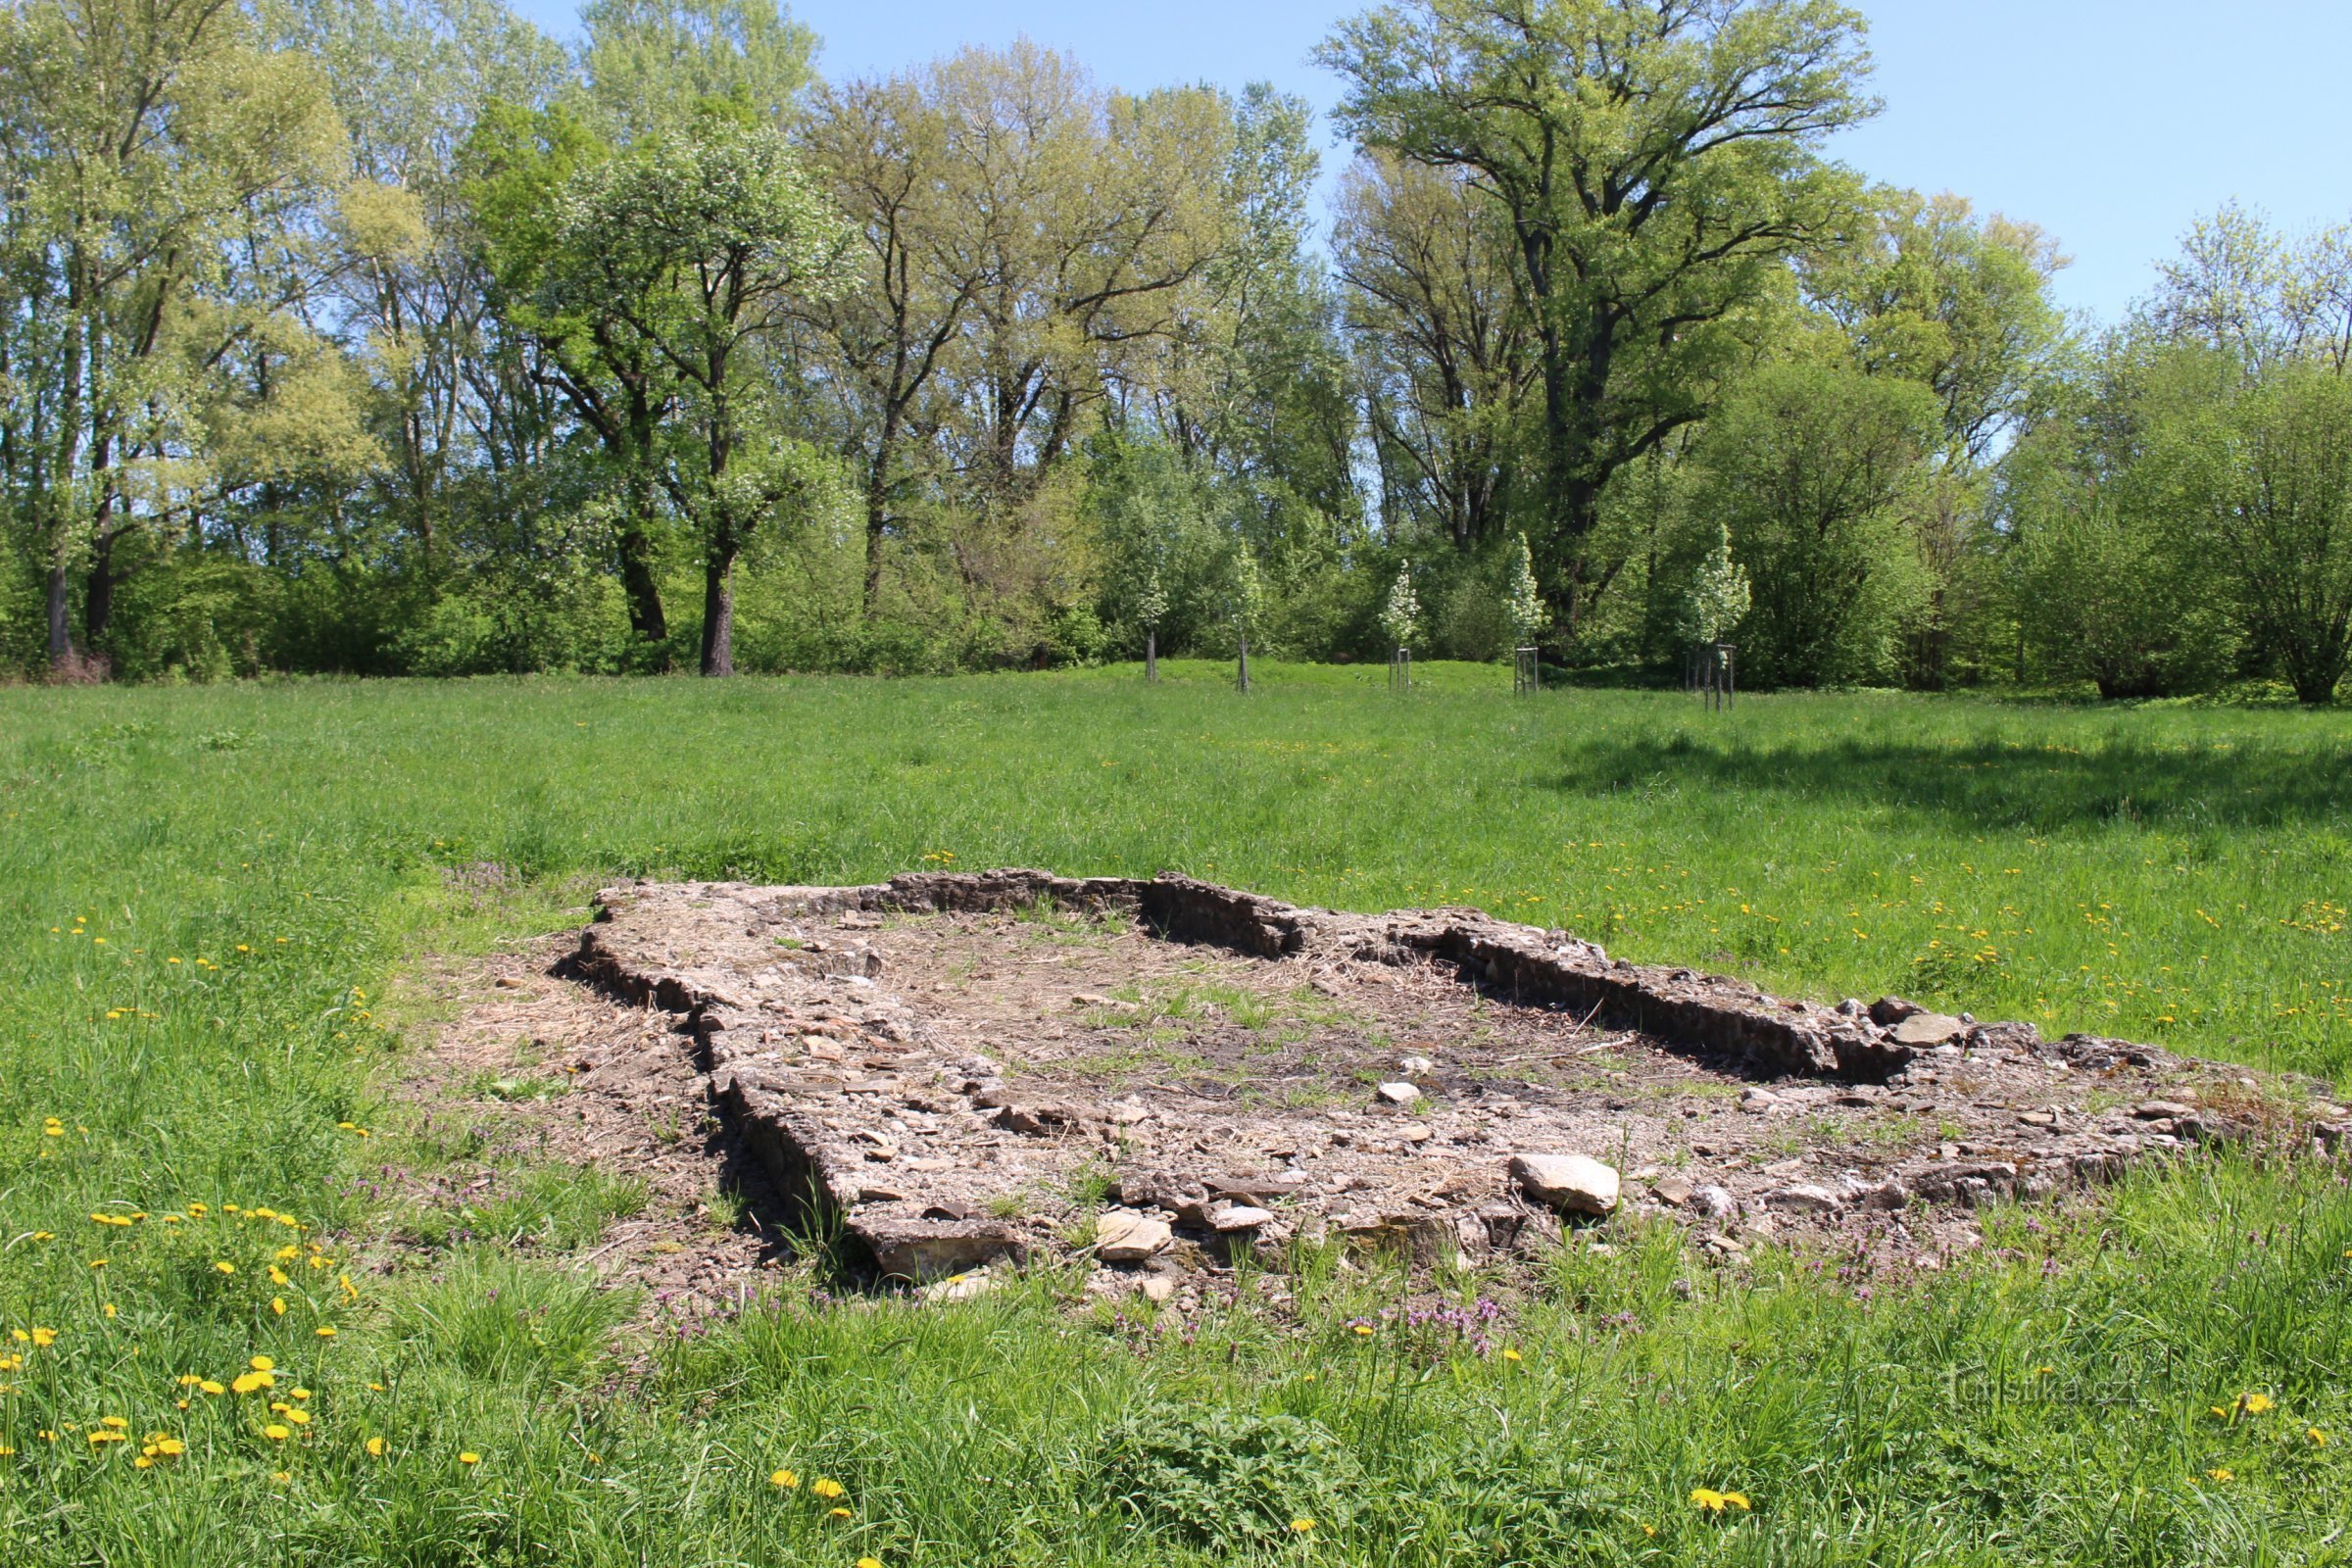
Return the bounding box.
[1552,731,2352,834]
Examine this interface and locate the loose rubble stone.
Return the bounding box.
[1508,1153,1621,1215]
[1096,1209,1172,1263]
[1690,1184,1739,1219]
[1890,1012,1968,1047]
[1376,1082,1424,1105]
[1763,1183,1843,1215]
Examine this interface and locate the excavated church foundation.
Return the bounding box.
[566,869,2342,1287]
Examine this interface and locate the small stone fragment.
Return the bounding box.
[1690,1184,1739,1219]
[1650,1175,1694,1207]
[1377,1082,1424,1106]
[1762,1183,1843,1215]
[1398,1054,1436,1075]
[1859,1179,1909,1210]
[1889,1012,1968,1047]
[1507,1153,1621,1215]
[922,1270,994,1302]
[2134,1101,2196,1120]
[1206,1203,1274,1232]
[1095,1209,1172,1263]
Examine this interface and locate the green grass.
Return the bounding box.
[2,667,2349,1565]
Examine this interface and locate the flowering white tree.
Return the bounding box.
[1685,521,1752,645]
[1504,532,1544,646]
[1380,562,1422,651]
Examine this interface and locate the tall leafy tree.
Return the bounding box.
[544,110,853,674]
[1696,357,1938,686]
[464,99,686,658]
[2201,363,2352,705]
[796,68,972,614]
[578,0,814,138]
[1336,150,1537,550]
[0,0,347,666]
[1320,0,1876,621]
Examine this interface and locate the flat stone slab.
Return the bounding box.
[566,869,2326,1283]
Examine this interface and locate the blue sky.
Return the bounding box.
[510,0,2352,325]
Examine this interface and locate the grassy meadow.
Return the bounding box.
[3,664,2350,1565]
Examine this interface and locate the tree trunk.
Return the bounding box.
[700,544,737,677]
[1146,628,1156,684]
[1237,633,1250,693]
[85,525,116,649]
[616,510,670,670]
[863,407,900,616]
[46,559,73,666]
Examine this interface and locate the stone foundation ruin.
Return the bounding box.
[566,869,2343,1288]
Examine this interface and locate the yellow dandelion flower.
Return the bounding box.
[214,1261,235,1275]
[284,1410,311,1426]
[153,1439,185,1457]
[367,1438,386,1457]
[2240,1393,2275,1415]
[826,1507,853,1521]
[811,1477,846,1499]
[30,1328,55,1346]
[132,1455,153,1469]
[770,1469,799,1489]
[2206,1467,2232,1482]
[200,1379,225,1396]
[272,1298,287,1316]
[1501,1348,1522,1362]
[264,1424,291,1441]
[231,1371,272,1395]
[1290,1518,1316,1533]
[315,1326,337,1339]
[857,1558,883,1568]
[459,1451,480,1465]
[270,1267,290,1285]
[2311,1428,2329,1446]
[271,1470,290,1484]
[100,1416,128,1430]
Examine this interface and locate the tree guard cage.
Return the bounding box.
[1513,646,1540,694]
[1390,647,1411,692]
[1691,642,1736,710]
[1145,629,1157,685]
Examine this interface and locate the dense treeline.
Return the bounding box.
[1,0,2347,699]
